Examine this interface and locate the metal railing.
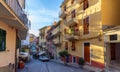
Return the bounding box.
[65,28,80,36]
[5,0,28,27]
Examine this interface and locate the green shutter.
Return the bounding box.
[0,29,6,51]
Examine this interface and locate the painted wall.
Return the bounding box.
[59,0,105,69]
[102,0,120,25]
[0,21,16,67]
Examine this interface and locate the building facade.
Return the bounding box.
[51,21,62,59]
[39,26,51,51]
[46,22,61,59]
[59,0,105,70]
[0,0,29,72]
[103,26,120,71]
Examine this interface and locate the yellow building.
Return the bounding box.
[59,0,105,70]
[29,34,36,43]
[0,0,29,72]
[39,26,51,51]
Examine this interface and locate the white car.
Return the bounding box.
[39,56,50,62]
[19,52,30,62]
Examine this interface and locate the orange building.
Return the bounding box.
[0,0,29,72]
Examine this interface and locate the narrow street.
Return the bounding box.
[17,57,89,72]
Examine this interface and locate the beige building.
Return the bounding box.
[51,21,62,59]
[29,34,36,44]
[0,0,29,72]
[59,0,105,70]
[103,26,120,71]
[39,26,51,51]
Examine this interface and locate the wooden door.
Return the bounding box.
[110,43,116,60]
[84,43,90,63]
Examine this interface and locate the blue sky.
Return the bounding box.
[26,0,63,36]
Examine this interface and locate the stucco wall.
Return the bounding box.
[102,0,120,25]
[0,21,16,68]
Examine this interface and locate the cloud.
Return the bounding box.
[29,29,39,36]
[29,8,59,36]
[27,0,61,36]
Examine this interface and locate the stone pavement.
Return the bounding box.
[17,58,89,72]
[51,59,105,72]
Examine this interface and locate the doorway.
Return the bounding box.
[84,42,90,63]
[110,43,120,63]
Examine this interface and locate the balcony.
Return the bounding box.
[66,15,78,26]
[65,29,80,41]
[53,38,61,47]
[46,35,54,40]
[59,10,67,19]
[52,26,61,36]
[67,0,81,10]
[60,0,69,8]
[0,0,29,39]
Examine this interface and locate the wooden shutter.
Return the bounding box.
[71,10,76,18]
[72,41,76,51]
[65,42,68,50]
[0,29,6,51]
[83,17,89,34]
[83,0,89,10]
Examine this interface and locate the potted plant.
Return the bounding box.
[78,57,85,68]
[59,50,69,65]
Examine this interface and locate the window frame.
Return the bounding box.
[0,29,6,51]
[71,9,76,18]
[83,0,89,10]
[65,42,68,50]
[83,17,89,35]
[71,41,76,51]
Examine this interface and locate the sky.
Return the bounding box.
[26,0,63,36]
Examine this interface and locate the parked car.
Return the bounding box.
[39,55,50,62]
[19,52,30,62]
[30,45,37,55]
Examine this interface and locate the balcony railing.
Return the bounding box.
[5,0,28,28]
[66,15,78,26]
[65,29,80,41]
[60,0,69,7]
[46,35,54,40]
[53,38,61,46]
[52,26,61,36]
[59,10,67,18]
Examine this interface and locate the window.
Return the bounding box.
[71,9,76,18]
[64,5,66,11]
[80,0,83,4]
[65,42,68,50]
[74,24,79,35]
[83,17,89,34]
[16,36,21,49]
[84,42,90,46]
[63,16,66,21]
[83,0,89,10]
[110,34,117,41]
[71,41,76,51]
[64,29,67,34]
[0,29,6,51]
[71,0,75,4]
